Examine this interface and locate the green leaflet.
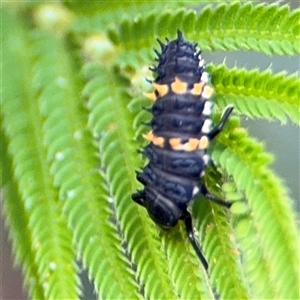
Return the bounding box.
[211,118,299,299]
[108,2,300,55]
[193,199,249,299]
[232,205,277,299]
[159,223,213,299]
[209,65,300,125]
[70,1,186,33]
[33,32,140,299]
[1,125,45,299]
[2,10,78,299]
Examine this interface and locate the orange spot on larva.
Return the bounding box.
[191,81,205,95]
[169,138,199,151]
[184,138,199,151]
[169,138,181,148]
[143,131,154,142]
[153,83,169,97]
[153,135,165,147]
[143,92,156,101]
[171,77,188,94]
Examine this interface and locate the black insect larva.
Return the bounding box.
[132,31,233,269]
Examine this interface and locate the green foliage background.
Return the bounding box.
[1,1,299,299]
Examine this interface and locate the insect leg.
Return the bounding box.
[207,106,233,140]
[201,185,231,208]
[132,190,145,206]
[184,212,208,270]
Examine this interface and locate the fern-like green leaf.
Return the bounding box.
[159,224,214,299]
[210,118,299,299]
[209,64,300,125]
[1,126,45,299]
[2,10,79,299]
[193,192,250,299]
[108,3,300,55]
[33,31,140,299]
[69,1,187,33]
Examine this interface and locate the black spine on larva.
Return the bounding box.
[132,31,211,229]
[155,31,203,84]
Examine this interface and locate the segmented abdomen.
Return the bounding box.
[135,32,214,226]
